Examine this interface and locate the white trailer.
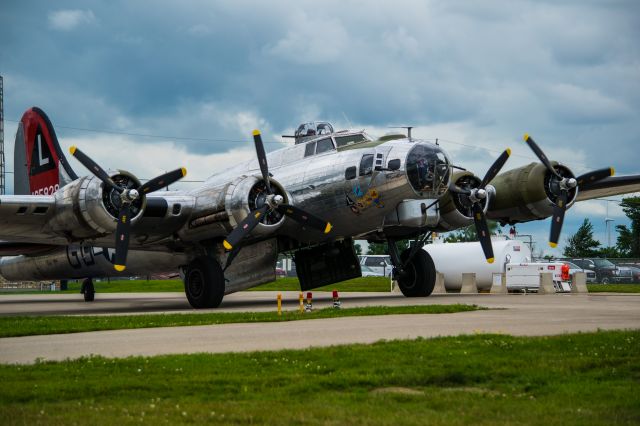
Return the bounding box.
[424,239,531,291]
[506,262,571,292]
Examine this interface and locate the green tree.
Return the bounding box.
[367,240,409,255]
[444,221,500,243]
[615,224,633,257]
[353,243,363,255]
[618,197,640,257]
[563,218,601,257]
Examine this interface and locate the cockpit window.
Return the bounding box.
[304,141,316,157]
[359,154,374,176]
[406,144,451,197]
[315,138,334,154]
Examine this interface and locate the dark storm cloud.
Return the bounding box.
[0,0,638,169]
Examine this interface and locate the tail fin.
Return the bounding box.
[14,107,78,195]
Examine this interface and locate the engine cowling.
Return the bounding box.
[48,171,146,238]
[224,175,288,237]
[487,162,577,223]
[436,171,492,232]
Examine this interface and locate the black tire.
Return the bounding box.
[184,257,225,309]
[81,278,95,302]
[397,249,436,297]
[601,277,610,284]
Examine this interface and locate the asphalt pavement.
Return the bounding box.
[0,291,639,364]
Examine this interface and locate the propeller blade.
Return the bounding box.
[480,148,511,188]
[576,167,615,189]
[139,168,187,194]
[549,190,568,248]
[223,205,269,251]
[113,203,131,271]
[448,182,472,195]
[253,130,272,194]
[69,146,119,191]
[277,204,332,234]
[472,203,494,263]
[523,134,561,179]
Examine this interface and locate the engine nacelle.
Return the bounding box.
[436,171,492,232]
[224,175,288,237]
[48,171,145,239]
[487,162,577,224]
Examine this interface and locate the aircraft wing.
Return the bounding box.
[0,195,68,245]
[0,192,198,249]
[575,175,640,201]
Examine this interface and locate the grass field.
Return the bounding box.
[586,284,640,293]
[1,330,638,425]
[3,278,640,295]
[0,304,479,338]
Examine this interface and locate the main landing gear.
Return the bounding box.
[183,257,225,309]
[80,278,95,302]
[388,237,436,297]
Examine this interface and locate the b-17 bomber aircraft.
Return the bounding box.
[1,108,639,308]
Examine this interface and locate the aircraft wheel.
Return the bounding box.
[397,249,436,297]
[184,257,225,309]
[81,278,95,302]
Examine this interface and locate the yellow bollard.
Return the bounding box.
[299,292,304,313]
[277,292,282,316]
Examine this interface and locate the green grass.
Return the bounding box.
[249,276,391,292]
[0,304,479,338]
[0,276,391,294]
[0,330,638,425]
[587,284,640,293]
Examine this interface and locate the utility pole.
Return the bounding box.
[0,75,5,195]
[605,200,614,248]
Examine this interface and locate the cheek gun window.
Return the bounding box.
[359,154,374,176]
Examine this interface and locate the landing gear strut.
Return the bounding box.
[80,278,95,302]
[388,236,436,297]
[183,257,225,309]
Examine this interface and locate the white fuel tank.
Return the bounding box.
[423,239,532,291]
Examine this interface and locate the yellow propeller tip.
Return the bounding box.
[487,257,495,264]
[252,129,261,136]
[114,264,126,272]
[324,222,333,234]
[523,133,529,141]
[506,148,512,156]
[223,240,233,251]
[549,242,558,248]
[69,145,77,155]
[610,167,615,177]
[181,167,187,177]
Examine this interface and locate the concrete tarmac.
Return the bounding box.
[0,292,639,364]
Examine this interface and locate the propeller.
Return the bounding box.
[449,148,512,263]
[222,130,332,253]
[523,134,614,247]
[69,146,186,271]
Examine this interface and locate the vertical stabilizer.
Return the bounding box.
[14,107,78,195]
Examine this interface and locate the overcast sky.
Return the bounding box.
[1,0,639,255]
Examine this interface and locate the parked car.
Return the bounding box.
[569,258,619,284]
[358,255,393,277]
[563,261,597,283]
[618,265,640,283]
[360,265,386,277]
[615,267,636,284]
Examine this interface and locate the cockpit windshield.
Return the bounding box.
[405,144,451,197]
